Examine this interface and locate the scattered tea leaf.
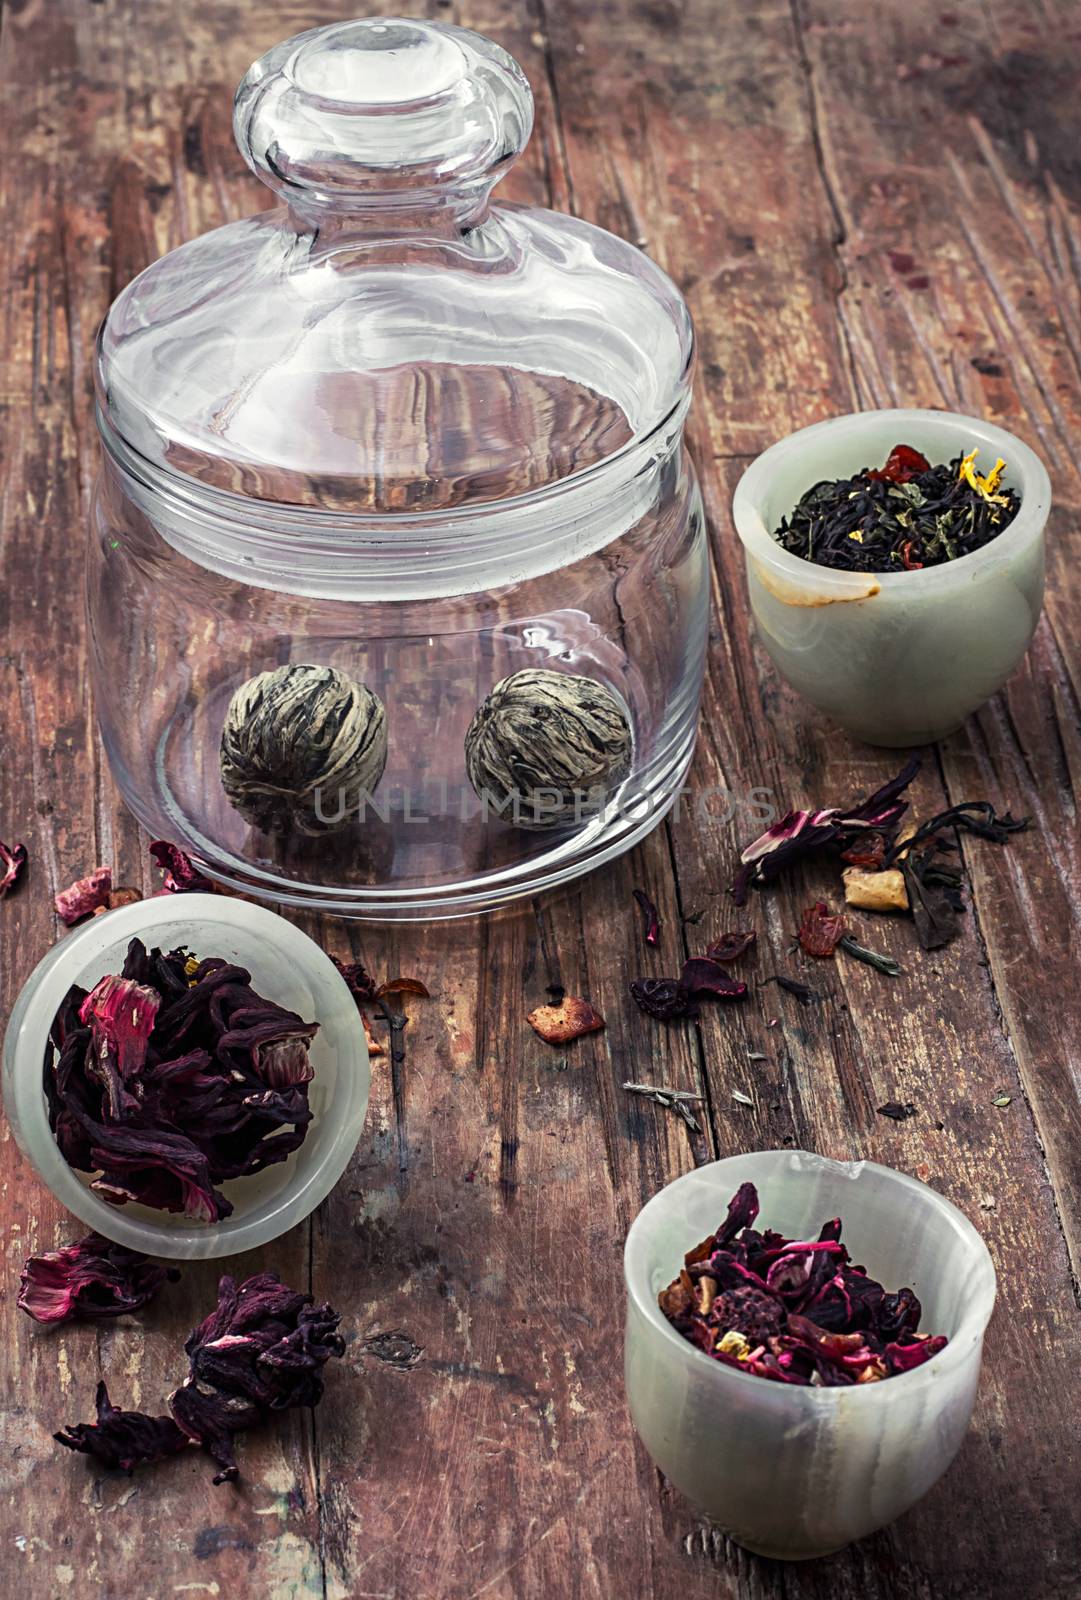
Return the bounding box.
[992,1092,1013,1108]
[877,1101,918,1121]
[838,935,904,977]
[765,975,823,1006]
[731,1090,754,1107]
[746,1051,767,1062]
[623,1081,704,1134]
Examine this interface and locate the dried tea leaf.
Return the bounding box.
[838,935,904,977]
[731,1090,754,1106]
[877,1101,917,1121]
[527,996,606,1045]
[992,1092,1012,1108]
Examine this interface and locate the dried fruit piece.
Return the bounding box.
[18,1233,178,1325]
[527,996,606,1044]
[55,867,112,925]
[0,839,27,898]
[797,902,848,957]
[376,977,431,999]
[633,888,661,947]
[842,865,909,913]
[705,930,757,963]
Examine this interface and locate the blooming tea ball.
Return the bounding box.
[220,663,386,836]
[465,668,632,830]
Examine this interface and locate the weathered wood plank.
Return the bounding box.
[3,1,1081,1598]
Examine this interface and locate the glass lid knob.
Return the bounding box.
[234,16,534,218]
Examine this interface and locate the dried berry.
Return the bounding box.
[659,1181,947,1385]
[18,1233,178,1325]
[0,838,27,898]
[465,669,632,830]
[220,663,387,836]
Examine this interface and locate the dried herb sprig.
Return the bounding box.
[772,444,1021,573]
[838,935,904,977]
[623,1082,705,1133]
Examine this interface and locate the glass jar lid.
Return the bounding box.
[96,17,693,516]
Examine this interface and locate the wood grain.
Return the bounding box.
[2,2,1080,1597]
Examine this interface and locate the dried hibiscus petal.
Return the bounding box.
[0,838,27,898]
[527,996,606,1044]
[44,937,317,1223]
[797,901,848,958]
[866,443,931,484]
[633,888,661,947]
[631,955,748,1021]
[55,1382,190,1474]
[150,840,215,893]
[55,866,112,925]
[331,956,377,1004]
[18,1232,178,1325]
[705,930,756,963]
[658,1180,947,1386]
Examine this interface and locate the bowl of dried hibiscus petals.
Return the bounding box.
[2,894,370,1258]
[623,1148,996,1559]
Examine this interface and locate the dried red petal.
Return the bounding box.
[679,956,748,1000]
[150,840,215,893]
[798,901,848,958]
[331,956,378,1004]
[55,867,112,925]
[0,839,27,898]
[704,930,757,963]
[19,1233,177,1324]
[55,1382,190,1474]
[527,996,606,1044]
[633,888,661,947]
[901,539,924,571]
[866,443,931,483]
[840,831,887,869]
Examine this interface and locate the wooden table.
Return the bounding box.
[3,2,1080,1595]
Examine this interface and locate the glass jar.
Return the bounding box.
[89,17,707,918]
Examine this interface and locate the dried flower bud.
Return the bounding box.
[220,663,387,836]
[465,669,632,830]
